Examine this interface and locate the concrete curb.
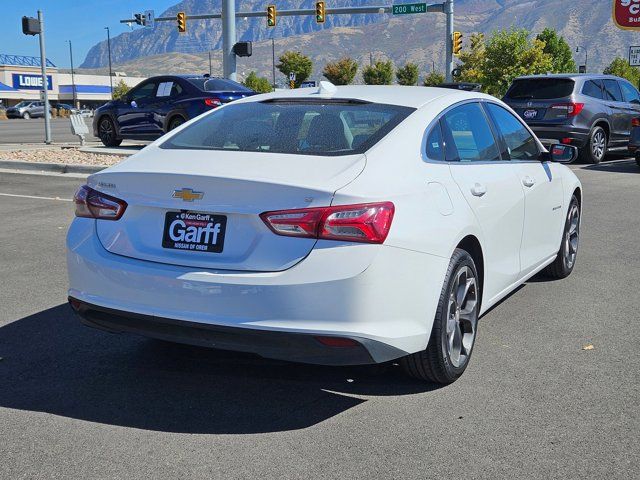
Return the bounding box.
[0,159,106,174]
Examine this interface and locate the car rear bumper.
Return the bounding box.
[67,218,448,365]
[528,125,590,148]
[68,298,406,365]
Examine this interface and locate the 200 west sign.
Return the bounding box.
[11,74,53,91]
[613,0,640,29]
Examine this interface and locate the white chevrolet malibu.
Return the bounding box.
[67,83,582,384]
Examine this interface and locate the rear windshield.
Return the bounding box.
[187,78,253,92]
[505,79,575,100]
[160,100,415,156]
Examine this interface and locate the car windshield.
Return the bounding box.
[505,79,575,100]
[187,78,253,92]
[160,100,415,156]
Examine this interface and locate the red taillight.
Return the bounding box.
[550,102,585,117]
[260,202,395,244]
[314,336,360,347]
[561,138,572,145]
[204,98,222,108]
[74,185,127,220]
[632,118,640,127]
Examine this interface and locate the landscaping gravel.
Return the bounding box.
[0,148,122,167]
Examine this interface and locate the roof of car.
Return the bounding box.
[513,73,621,81]
[236,85,494,109]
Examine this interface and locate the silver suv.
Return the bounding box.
[503,74,640,163]
[5,101,50,120]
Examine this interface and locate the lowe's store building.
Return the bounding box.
[0,54,145,108]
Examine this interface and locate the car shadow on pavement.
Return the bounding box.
[0,304,436,434]
[583,158,639,174]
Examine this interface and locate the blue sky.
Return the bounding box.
[0,1,178,68]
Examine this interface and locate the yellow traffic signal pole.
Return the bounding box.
[118,2,455,82]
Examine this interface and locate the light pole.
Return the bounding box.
[271,38,276,89]
[576,46,587,73]
[445,0,454,82]
[104,27,113,99]
[221,0,237,80]
[67,40,76,108]
[37,10,52,144]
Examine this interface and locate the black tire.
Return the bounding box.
[167,116,186,132]
[401,249,480,384]
[98,116,122,147]
[22,112,30,120]
[580,126,607,164]
[544,195,581,279]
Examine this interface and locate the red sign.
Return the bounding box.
[613,0,640,30]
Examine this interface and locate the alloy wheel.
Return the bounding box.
[564,203,580,269]
[591,130,606,161]
[99,119,114,143]
[445,266,478,368]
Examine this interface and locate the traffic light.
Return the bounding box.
[177,12,186,33]
[453,31,463,56]
[267,5,277,27]
[134,13,145,26]
[316,2,326,24]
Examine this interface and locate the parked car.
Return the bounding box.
[626,117,640,167]
[55,103,79,114]
[5,101,51,119]
[503,74,640,163]
[438,82,483,92]
[93,75,256,147]
[79,109,94,118]
[68,84,582,384]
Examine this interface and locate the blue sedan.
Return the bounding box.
[93,75,256,147]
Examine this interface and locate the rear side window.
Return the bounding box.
[505,79,575,100]
[582,80,603,99]
[485,103,539,161]
[603,80,623,102]
[188,78,253,93]
[441,103,501,162]
[425,122,445,161]
[620,81,640,104]
[160,100,415,156]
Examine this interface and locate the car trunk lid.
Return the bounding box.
[89,147,365,271]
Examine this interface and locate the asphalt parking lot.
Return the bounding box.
[0,118,99,144]
[0,159,638,479]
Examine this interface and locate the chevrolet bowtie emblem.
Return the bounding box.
[172,188,204,202]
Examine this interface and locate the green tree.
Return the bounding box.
[112,79,131,100]
[323,57,358,85]
[423,71,445,87]
[459,28,553,96]
[458,32,487,86]
[276,51,313,87]
[362,60,394,85]
[243,71,273,93]
[396,62,419,86]
[536,28,576,73]
[604,57,640,86]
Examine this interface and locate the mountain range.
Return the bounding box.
[78,0,638,84]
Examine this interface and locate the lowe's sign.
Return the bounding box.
[12,73,53,91]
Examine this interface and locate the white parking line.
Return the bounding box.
[0,192,72,202]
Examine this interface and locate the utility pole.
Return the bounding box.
[221,0,237,81]
[37,10,51,144]
[104,27,113,99]
[445,0,454,82]
[271,38,276,89]
[208,51,212,75]
[67,40,77,108]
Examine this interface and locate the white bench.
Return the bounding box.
[70,114,89,146]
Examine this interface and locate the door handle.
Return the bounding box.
[522,176,536,188]
[470,183,487,197]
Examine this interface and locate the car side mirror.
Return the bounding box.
[540,144,578,164]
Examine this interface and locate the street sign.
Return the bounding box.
[630,46,640,66]
[613,0,640,30]
[289,72,296,81]
[144,10,155,29]
[392,3,427,15]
